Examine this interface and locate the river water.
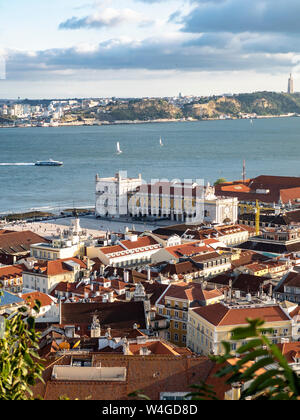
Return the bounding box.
[0,117,300,213]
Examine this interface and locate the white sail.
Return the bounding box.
[116,142,122,154]
[159,137,164,146]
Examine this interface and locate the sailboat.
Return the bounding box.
[159,137,164,147]
[116,142,123,155]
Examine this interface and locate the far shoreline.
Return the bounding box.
[0,114,299,129]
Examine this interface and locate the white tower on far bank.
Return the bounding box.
[288,73,294,94]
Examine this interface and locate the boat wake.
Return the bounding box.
[0,163,35,166]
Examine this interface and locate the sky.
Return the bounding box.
[0,0,299,98]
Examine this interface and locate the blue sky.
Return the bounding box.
[0,0,299,98]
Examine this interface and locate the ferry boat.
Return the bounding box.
[35,159,63,167]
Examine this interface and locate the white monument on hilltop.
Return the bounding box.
[288,73,294,94]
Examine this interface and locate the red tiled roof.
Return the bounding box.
[158,282,223,305]
[129,340,185,356]
[278,342,300,364]
[276,272,300,293]
[191,303,290,326]
[61,301,147,330]
[215,175,300,204]
[0,264,25,280]
[33,353,214,401]
[25,258,87,277]
[100,236,161,256]
[0,230,49,255]
[22,291,54,308]
[165,241,213,259]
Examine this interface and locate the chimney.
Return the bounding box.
[231,383,242,401]
[124,270,129,283]
[85,257,92,271]
[268,284,273,298]
[90,315,101,338]
[100,265,105,276]
[106,327,112,339]
[122,337,130,355]
[229,280,233,302]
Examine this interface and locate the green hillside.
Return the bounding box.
[183,92,300,119]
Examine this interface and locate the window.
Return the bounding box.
[174,334,179,342]
[72,359,92,367]
[174,322,179,330]
[160,393,189,401]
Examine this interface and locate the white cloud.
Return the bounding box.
[59,7,153,30]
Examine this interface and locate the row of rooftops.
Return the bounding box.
[215,175,300,206]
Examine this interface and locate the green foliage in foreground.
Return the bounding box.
[191,319,300,400]
[0,290,44,400]
[131,319,300,401]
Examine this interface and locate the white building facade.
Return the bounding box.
[95,173,238,224]
[95,171,142,217]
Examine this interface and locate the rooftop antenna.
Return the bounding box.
[242,160,246,183]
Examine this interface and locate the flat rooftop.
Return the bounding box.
[52,365,127,382]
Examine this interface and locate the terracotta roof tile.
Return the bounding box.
[61,301,147,330]
[0,230,49,255]
[22,291,55,308]
[192,303,290,326]
[33,354,214,400]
